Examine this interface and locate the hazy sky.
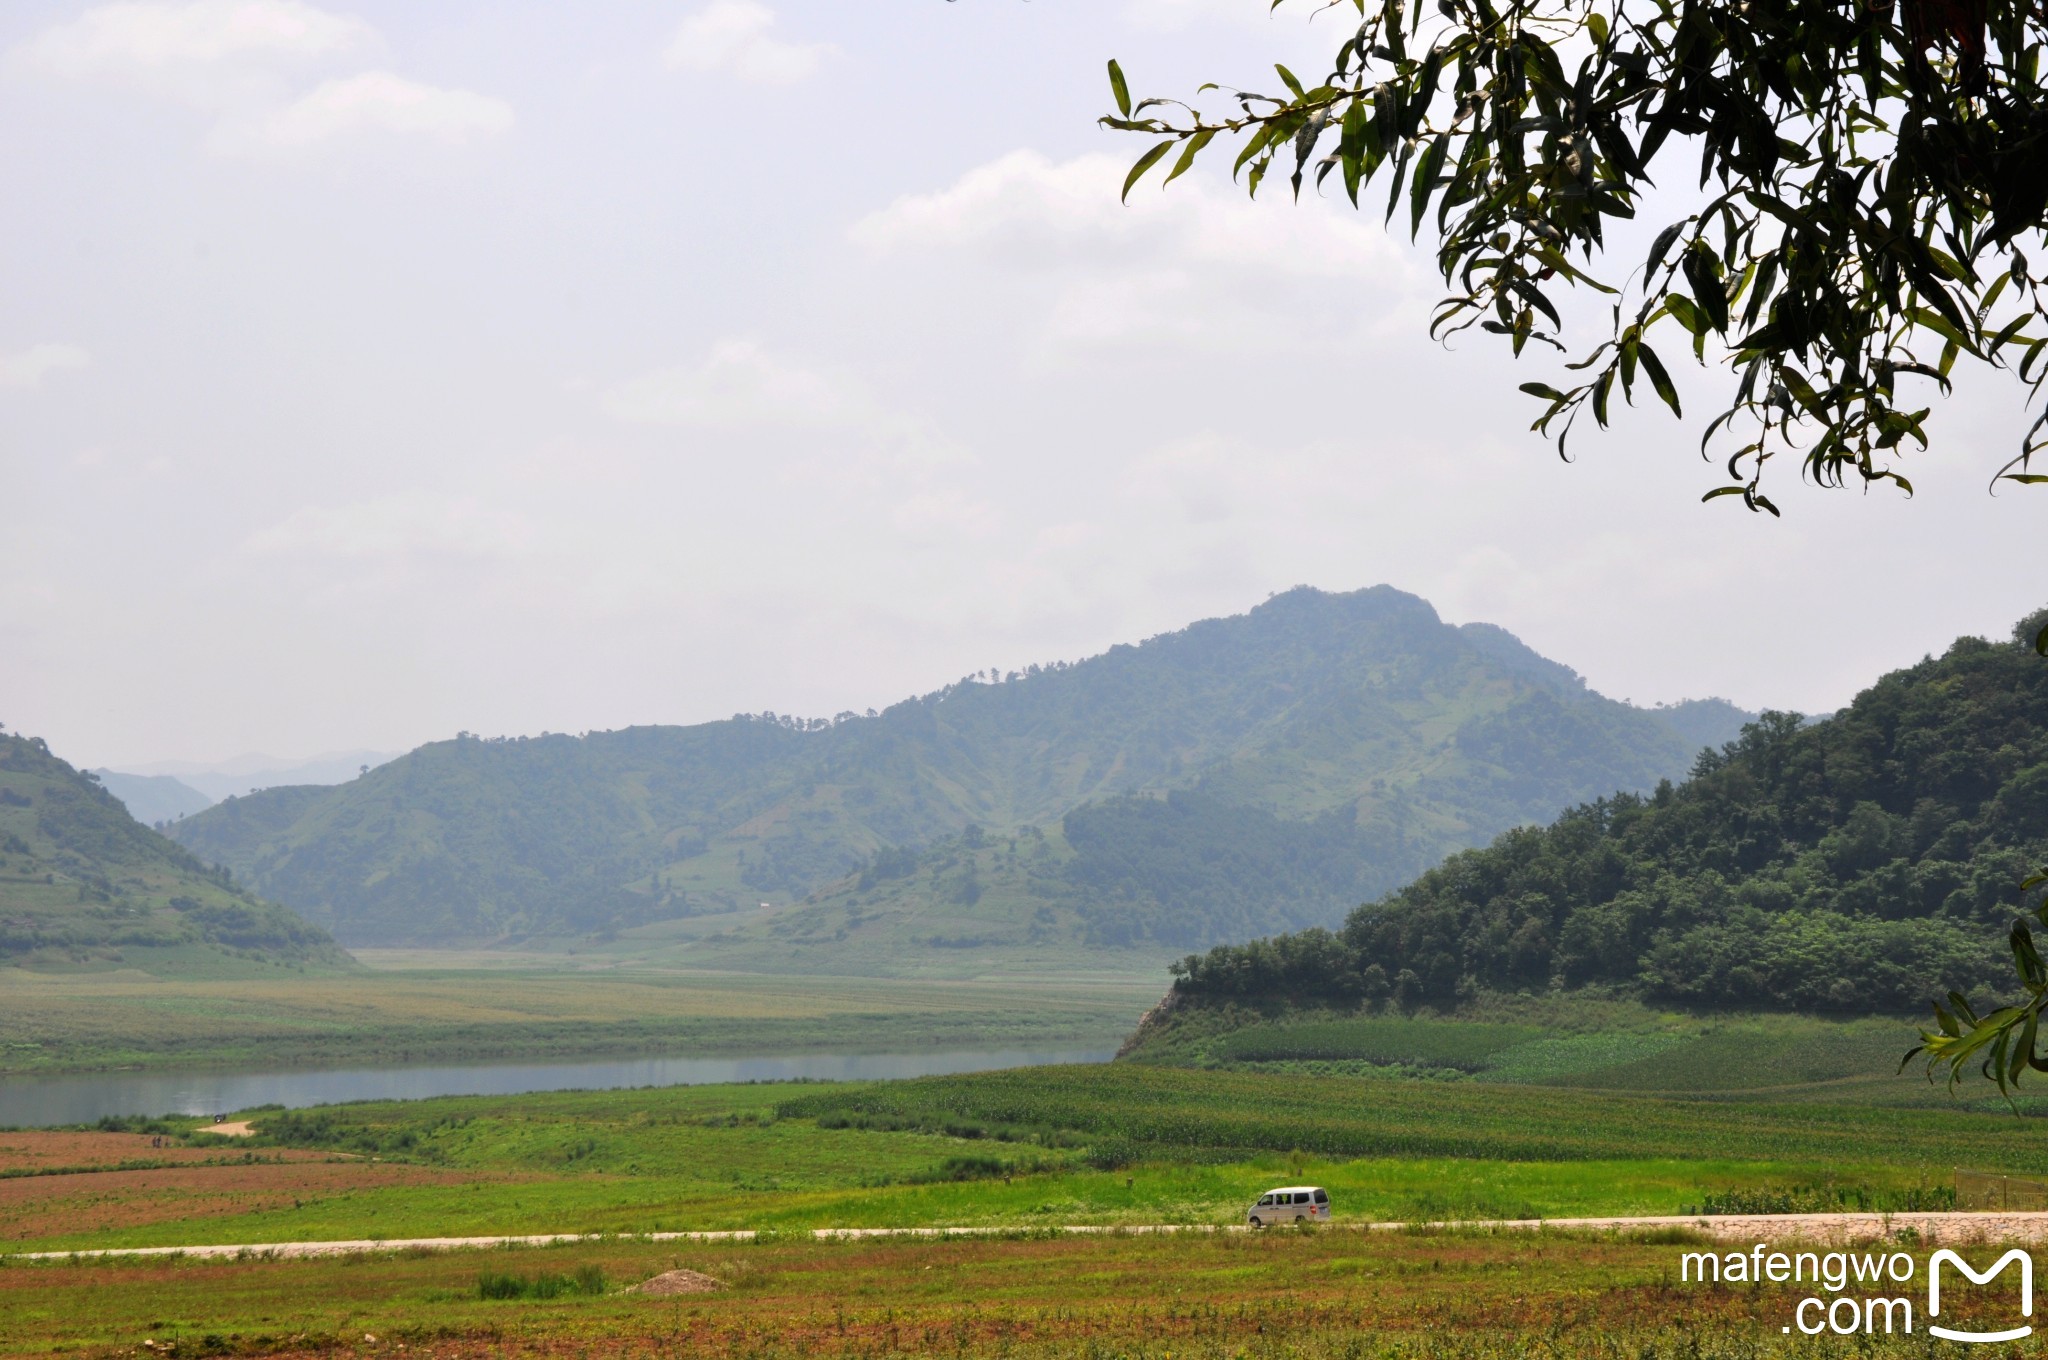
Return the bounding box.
[5,0,2044,769]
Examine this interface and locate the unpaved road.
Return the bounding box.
[17,1212,2048,1261]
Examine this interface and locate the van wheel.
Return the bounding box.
[1249,1216,1262,1228]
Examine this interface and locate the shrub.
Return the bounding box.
[476,1265,607,1300]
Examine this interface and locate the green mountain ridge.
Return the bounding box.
[169,586,1754,965]
[1158,607,2048,1020]
[0,731,353,976]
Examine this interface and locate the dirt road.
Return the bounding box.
[16,1211,2048,1261]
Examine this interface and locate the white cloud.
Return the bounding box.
[891,488,998,541]
[0,344,91,390]
[19,3,509,155]
[664,1,832,86]
[856,150,1397,279]
[229,71,514,150]
[244,492,534,560]
[600,340,872,430]
[599,341,974,514]
[18,0,369,78]
[851,150,1420,351]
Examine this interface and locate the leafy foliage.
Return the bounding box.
[0,731,349,973]
[171,587,1747,954]
[1913,862,2048,1095]
[1106,0,2048,506]
[1168,610,2048,1014]
[476,1266,607,1301]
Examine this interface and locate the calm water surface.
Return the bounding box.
[0,1048,1114,1128]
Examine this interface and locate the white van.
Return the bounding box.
[1246,1185,1329,1225]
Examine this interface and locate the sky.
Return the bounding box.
[3,0,2043,770]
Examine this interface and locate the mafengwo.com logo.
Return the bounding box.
[1681,1243,2033,1340]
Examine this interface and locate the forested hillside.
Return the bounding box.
[171,587,1750,959]
[0,731,351,975]
[1162,611,2048,1016]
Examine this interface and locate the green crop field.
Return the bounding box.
[1117,999,1989,1105]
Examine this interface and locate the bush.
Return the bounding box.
[476,1265,607,1300]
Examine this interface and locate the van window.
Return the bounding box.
[1257,1195,1272,1206]
[1313,1189,1328,1204]
[1293,1192,1310,1205]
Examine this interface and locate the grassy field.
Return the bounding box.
[12,1224,2029,1359]
[5,1036,2039,1357]
[0,965,1162,1075]
[3,1052,2025,1255]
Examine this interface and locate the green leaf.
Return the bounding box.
[1233,123,1278,180]
[1638,343,1682,416]
[1275,64,1306,99]
[1683,246,1728,334]
[1644,222,1686,280]
[1122,140,1176,203]
[1664,293,1704,335]
[1909,307,1977,356]
[1108,60,1132,119]
[1163,128,1217,187]
[1408,136,1447,236]
[1518,381,1567,401]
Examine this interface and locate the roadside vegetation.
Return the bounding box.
[14,1226,2009,1360]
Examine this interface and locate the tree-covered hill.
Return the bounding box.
[1161,611,2048,1018]
[0,730,353,975]
[170,586,1751,959]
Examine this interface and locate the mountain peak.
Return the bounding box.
[167,586,1754,962]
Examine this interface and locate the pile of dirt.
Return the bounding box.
[630,1269,723,1296]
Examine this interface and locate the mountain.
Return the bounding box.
[91,770,214,826]
[1158,608,2048,1018]
[168,586,1753,963]
[114,750,401,803]
[0,731,354,976]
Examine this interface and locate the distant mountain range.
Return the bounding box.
[90,771,215,826]
[0,732,352,976]
[168,587,1754,969]
[91,750,404,825]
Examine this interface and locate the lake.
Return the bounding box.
[0,1047,1115,1128]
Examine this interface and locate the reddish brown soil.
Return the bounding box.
[0,1131,323,1172]
[0,1161,476,1238]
